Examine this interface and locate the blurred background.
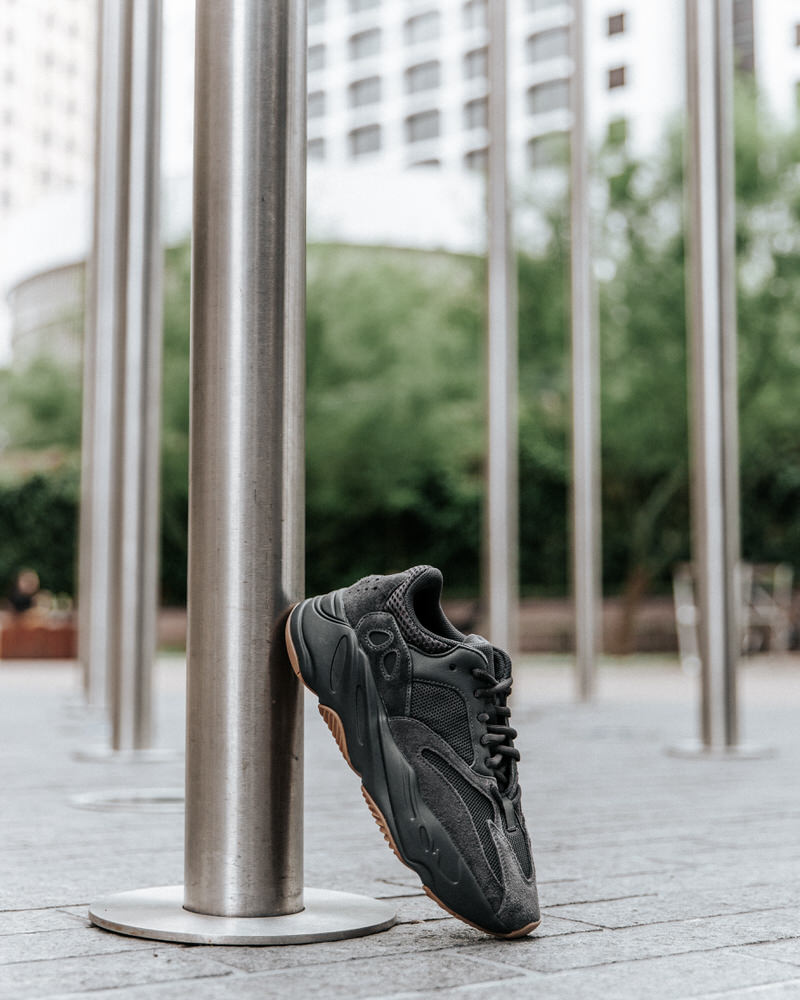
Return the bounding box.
[1,0,800,659]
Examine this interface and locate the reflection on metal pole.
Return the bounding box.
[184,0,305,919]
[75,0,170,763]
[486,0,519,654]
[89,0,395,944]
[77,0,126,711]
[570,0,601,701]
[673,0,768,758]
[108,0,163,753]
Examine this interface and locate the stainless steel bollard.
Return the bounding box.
[671,0,768,758]
[485,0,519,655]
[184,0,305,917]
[569,0,601,702]
[109,0,164,754]
[89,0,395,943]
[75,0,172,765]
[77,0,127,713]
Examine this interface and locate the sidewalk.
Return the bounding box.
[1,654,799,999]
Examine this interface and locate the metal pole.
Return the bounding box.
[89,0,395,943]
[486,0,519,654]
[108,0,163,752]
[77,0,127,711]
[570,0,601,701]
[680,0,744,752]
[184,0,306,917]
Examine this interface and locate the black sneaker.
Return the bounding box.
[285,565,540,938]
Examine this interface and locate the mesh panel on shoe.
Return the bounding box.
[386,569,451,654]
[506,808,532,878]
[420,748,503,885]
[410,681,473,764]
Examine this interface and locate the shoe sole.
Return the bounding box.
[285,600,540,940]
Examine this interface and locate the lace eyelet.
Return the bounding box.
[448,663,456,671]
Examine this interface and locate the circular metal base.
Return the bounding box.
[89,885,397,945]
[70,788,184,813]
[62,697,108,719]
[73,746,182,764]
[666,739,775,760]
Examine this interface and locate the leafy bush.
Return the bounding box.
[0,469,80,597]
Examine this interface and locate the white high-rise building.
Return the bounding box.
[306,0,800,179]
[0,0,95,222]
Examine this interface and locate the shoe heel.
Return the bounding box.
[285,596,355,699]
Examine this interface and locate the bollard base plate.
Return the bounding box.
[89,885,397,945]
[73,746,182,764]
[666,739,775,760]
[70,788,184,813]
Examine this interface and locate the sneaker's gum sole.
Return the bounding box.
[284,605,541,941]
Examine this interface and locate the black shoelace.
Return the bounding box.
[472,666,520,792]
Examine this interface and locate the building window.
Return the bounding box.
[527,78,570,114]
[608,65,626,88]
[528,132,569,169]
[406,109,440,143]
[309,0,325,26]
[464,96,488,130]
[1,148,12,166]
[405,11,440,46]
[349,123,381,157]
[527,0,565,11]
[526,27,570,63]
[349,28,381,60]
[308,90,325,118]
[308,137,326,160]
[463,0,487,30]
[795,23,800,46]
[410,158,441,167]
[464,147,488,171]
[464,47,488,80]
[350,0,379,10]
[608,12,625,36]
[308,44,326,72]
[349,75,381,108]
[405,60,440,94]
[733,0,754,73]
[607,117,627,146]
[527,132,569,167]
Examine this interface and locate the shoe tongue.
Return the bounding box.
[463,633,497,673]
[463,634,512,680]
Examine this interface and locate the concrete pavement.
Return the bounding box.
[1,654,799,999]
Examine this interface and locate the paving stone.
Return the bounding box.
[730,941,800,969]
[461,909,800,974]
[0,949,234,1000]
[46,950,537,1000]
[545,885,800,929]
[392,949,800,1000]
[691,979,800,999]
[0,907,81,936]
[0,925,158,965]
